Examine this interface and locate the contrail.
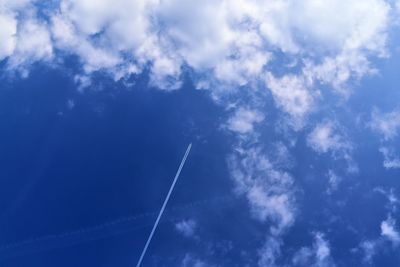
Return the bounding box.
[0,196,232,260]
[136,143,192,267]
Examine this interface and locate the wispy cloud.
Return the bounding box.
[369,108,400,169]
[228,146,296,235]
[181,254,216,267]
[370,108,400,141]
[258,237,282,267]
[326,170,342,194]
[356,189,400,263]
[292,232,335,267]
[175,219,197,239]
[307,121,357,173]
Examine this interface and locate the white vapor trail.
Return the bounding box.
[136,143,192,267]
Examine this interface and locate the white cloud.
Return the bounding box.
[359,240,378,264]
[0,0,394,97]
[292,247,314,266]
[156,0,233,70]
[265,72,315,127]
[326,170,341,194]
[357,190,400,262]
[379,147,400,169]
[8,19,53,75]
[292,232,335,267]
[377,188,399,212]
[307,121,348,154]
[314,233,332,265]
[303,52,377,96]
[51,15,121,73]
[226,108,264,135]
[0,12,17,60]
[256,0,390,55]
[0,1,54,74]
[307,121,358,173]
[175,219,197,238]
[228,146,295,235]
[0,2,398,265]
[59,0,152,49]
[0,0,41,64]
[292,0,388,53]
[270,142,294,169]
[258,237,282,267]
[369,109,400,170]
[380,216,400,245]
[370,108,400,141]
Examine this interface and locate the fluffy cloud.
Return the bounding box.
[229,145,296,266]
[156,0,233,70]
[370,108,400,141]
[226,108,264,135]
[381,216,400,245]
[51,15,121,73]
[0,12,17,60]
[0,0,394,96]
[0,0,54,75]
[8,19,53,75]
[265,73,315,126]
[307,121,349,153]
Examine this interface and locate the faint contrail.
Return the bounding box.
[0,195,233,261]
[136,143,192,267]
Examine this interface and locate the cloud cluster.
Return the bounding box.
[0,0,396,114]
[292,232,335,267]
[358,189,400,263]
[228,146,295,235]
[370,108,400,169]
[258,232,335,267]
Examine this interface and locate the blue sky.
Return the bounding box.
[1,0,400,266]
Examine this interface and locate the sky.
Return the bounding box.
[1,0,400,266]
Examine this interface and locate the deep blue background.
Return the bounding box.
[0,65,236,266]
